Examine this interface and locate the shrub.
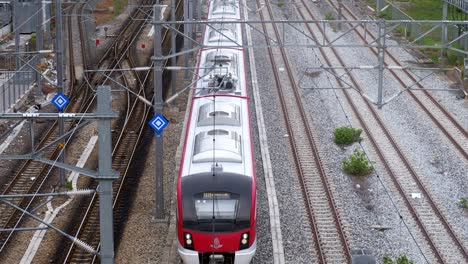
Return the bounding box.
[383,256,393,264]
[324,12,335,20]
[28,34,37,51]
[334,126,362,145]
[383,254,415,264]
[65,180,73,190]
[342,148,373,176]
[458,197,468,209]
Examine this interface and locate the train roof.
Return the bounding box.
[208,0,240,20]
[203,22,243,47]
[195,48,246,97]
[181,96,253,178]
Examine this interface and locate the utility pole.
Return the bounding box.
[171,0,176,100]
[441,0,448,59]
[96,86,117,264]
[376,0,382,17]
[338,0,342,31]
[184,0,189,78]
[377,20,386,109]
[153,4,165,219]
[198,0,202,32]
[13,0,20,102]
[55,0,66,186]
[36,0,43,98]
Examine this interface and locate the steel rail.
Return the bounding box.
[60,0,184,262]
[258,0,351,262]
[328,0,468,160]
[0,2,93,253]
[300,1,467,262]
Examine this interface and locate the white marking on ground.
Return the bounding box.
[0,103,42,154]
[243,0,285,263]
[147,26,154,37]
[20,136,98,264]
[0,121,26,154]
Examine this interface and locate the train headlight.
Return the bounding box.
[184,232,194,250]
[239,232,250,250]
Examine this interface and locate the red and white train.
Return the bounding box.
[177,0,257,263]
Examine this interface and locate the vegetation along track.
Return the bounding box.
[257,0,351,262]
[297,1,467,262]
[326,0,468,160]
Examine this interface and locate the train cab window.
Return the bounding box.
[207,24,237,43]
[212,0,238,16]
[198,102,241,126]
[193,130,242,163]
[194,193,239,220]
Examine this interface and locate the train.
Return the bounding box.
[176,0,257,263]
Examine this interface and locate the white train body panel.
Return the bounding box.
[208,0,241,20]
[203,22,243,47]
[180,95,253,178]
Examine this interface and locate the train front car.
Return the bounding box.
[177,1,256,263]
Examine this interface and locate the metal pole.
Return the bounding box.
[153,5,165,219]
[184,0,189,79]
[97,86,115,264]
[36,0,43,98]
[441,0,448,59]
[189,0,194,41]
[198,0,202,32]
[338,0,342,31]
[376,0,381,17]
[171,0,177,102]
[14,0,20,103]
[45,1,51,47]
[55,0,66,186]
[377,20,386,109]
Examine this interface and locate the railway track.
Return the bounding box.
[56,1,184,263]
[296,1,468,262]
[0,3,92,253]
[326,0,468,161]
[256,0,351,262]
[0,0,180,257]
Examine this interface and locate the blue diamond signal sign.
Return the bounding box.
[149,113,169,134]
[51,93,70,111]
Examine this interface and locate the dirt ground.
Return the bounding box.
[94,0,117,26]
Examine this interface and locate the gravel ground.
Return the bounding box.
[266,1,468,262]
[246,1,318,263]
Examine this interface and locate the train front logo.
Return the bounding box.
[211,237,223,249]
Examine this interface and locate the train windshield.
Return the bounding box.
[181,172,252,232]
[194,193,239,220]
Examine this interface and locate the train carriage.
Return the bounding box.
[177,0,256,263]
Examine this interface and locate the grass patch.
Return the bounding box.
[28,34,37,51]
[324,12,335,20]
[65,180,73,190]
[334,126,362,145]
[383,254,415,264]
[404,0,443,20]
[114,0,128,16]
[342,148,373,176]
[458,197,468,209]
